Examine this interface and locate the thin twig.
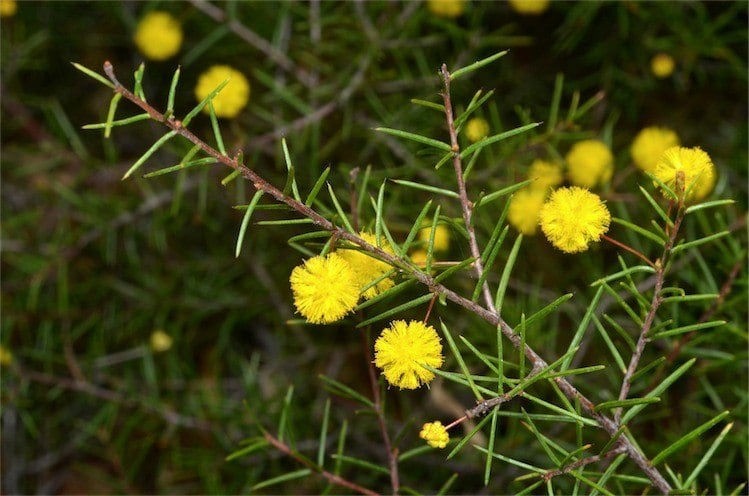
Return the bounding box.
[101,62,672,494]
[263,431,381,496]
[602,234,656,269]
[615,201,686,424]
[362,331,399,494]
[439,64,497,314]
[542,446,627,482]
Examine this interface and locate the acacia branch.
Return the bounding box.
[615,203,685,424]
[101,62,671,494]
[439,64,497,314]
[542,446,628,482]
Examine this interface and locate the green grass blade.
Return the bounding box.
[683,422,734,487]
[317,398,331,466]
[484,407,499,485]
[495,234,523,313]
[651,411,730,466]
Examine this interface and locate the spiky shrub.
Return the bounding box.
[71,45,747,494]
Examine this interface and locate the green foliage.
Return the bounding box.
[3,2,747,495]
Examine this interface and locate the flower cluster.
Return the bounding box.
[566,140,614,189]
[150,330,173,353]
[290,232,397,324]
[540,187,611,253]
[419,421,450,448]
[133,11,183,61]
[194,65,251,119]
[651,53,676,78]
[374,320,443,390]
[464,117,489,143]
[0,0,17,17]
[654,146,716,202]
[508,0,550,15]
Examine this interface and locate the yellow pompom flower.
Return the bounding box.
[420,421,450,448]
[630,127,680,173]
[651,53,675,79]
[194,65,251,119]
[0,345,13,366]
[418,224,450,252]
[540,187,611,253]
[508,0,550,15]
[290,253,360,324]
[133,11,183,61]
[508,188,546,236]
[464,117,490,143]
[528,159,563,192]
[338,232,395,300]
[374,320,443,390]
[150,330,173,353]
[566,140,614,188]
[426,0,466,18]
[653,146,716,202]
[0,0,17,17]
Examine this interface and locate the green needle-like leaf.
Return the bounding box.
[235,190,264,258]
[122,130,178,180]
[651,411,730,466]
[375,127,452,152]
[71,62,115,89]
[450,50,508,80]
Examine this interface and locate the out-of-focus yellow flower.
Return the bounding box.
[420,421,450,448]
[651,53,675,79]
[150,330,173,353]
[528,159,563,192]
[464,117,489,143]
[653,146,716,202]
[508,0,549,15]
[0,345,13,366]
[426,0,466,18]
[290,253,360,324]
[410,249,429,267]
[338,232,395,300]
[0,0,17,17]
[508,188,546,236]
[375,320,443,389]
[133,11,183,61]
[419,224,450,252]
[540,187,611,253]
[194,65,251,119]
[566,140,614,188]
[631,127,680,173]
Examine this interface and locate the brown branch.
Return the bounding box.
[439,64,497,314]
[542,446,627,482]
[601,234,656,269]
[615,202,686,424]
[263,431,381,496]
[100,62,671,494]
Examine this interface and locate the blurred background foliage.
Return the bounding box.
[1,1,747,494]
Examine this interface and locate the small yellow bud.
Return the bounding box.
[150,330,173,353]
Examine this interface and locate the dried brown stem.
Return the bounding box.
[101,62,671,494]
[439,64,497,314]
[263,431,381,496]
[601,234,656,269]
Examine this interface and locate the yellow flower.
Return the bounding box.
[528,159,563,192]
[338,232,395,300]
[651,53,675,79]
[0,345,13,366]
[133,11,182,61]
[540,187,611,253]
[631,127,680,173]
[464,117,489,143]
[410,249,429,267]
[194,65,250,119]
[420,421,450,448]
[426,0,466,18]
[566,140,614,188]
[374,320,443,390]
[419,224,450,252]
[0,0,17,17]
[290,253,359,324]
[653,146,716,202]
[509,188,546,236]
[508,0,550,15]
[150,330,173,353]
